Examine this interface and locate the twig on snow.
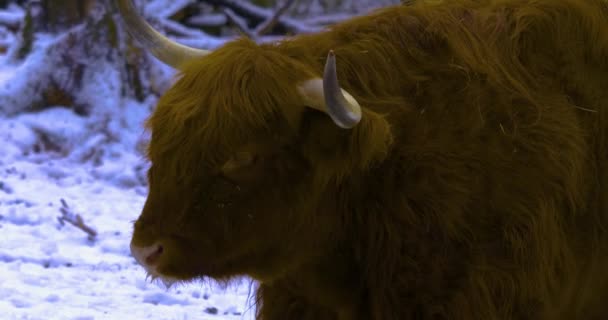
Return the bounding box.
[57,198,97,241]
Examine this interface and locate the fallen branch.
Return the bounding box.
[158,17,214,39]
[147,0,193,19]
[200,0,321,34]
[222,8,254,38]
[254,0,297,36]
[57,198,97,241]
[185,13,226,28]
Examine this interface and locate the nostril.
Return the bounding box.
[131,243,164,266]
[145,244,163,265]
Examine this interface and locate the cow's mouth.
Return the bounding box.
[145,269,180,288]
[145,251,229,283]
[133,234,273,283]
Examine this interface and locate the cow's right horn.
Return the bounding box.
[298,51,362,129]
[116,0,210,68]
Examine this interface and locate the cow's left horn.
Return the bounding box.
[116,0,210,68]
[298,51,362,129]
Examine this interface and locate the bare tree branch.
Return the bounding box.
[199,0,321,34]
[147,0,193,19]
[254,0,297,36]
[222,8,254,38]
[185,13,226,28]
[158,17,213,39]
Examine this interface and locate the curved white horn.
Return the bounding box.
[298,51,362,129]
[116,0,210,68]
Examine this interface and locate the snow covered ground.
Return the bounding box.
[0,64,255,320]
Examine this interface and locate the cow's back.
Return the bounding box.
[349,0,608,318]
[276,0,608,318]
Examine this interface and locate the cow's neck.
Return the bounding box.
[281,244,368,319]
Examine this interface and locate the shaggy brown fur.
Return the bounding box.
[131,0,608,319]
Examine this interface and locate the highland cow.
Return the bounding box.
[119,0,608,319]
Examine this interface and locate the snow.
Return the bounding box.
[0,10,22,23]
[0,64,16,87]
[0,69,256,319]
[186,14,227,28]
[0,33,53,115]
[147,0,194,19]
[0,4,23,28]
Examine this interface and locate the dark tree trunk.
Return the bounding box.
[38,0,95,32]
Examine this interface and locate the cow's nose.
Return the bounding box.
[130,242,164,266]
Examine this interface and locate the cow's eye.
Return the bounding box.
[221,151,257,173]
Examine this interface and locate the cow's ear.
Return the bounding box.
[348,109,393,169]
[299,107,393,177]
